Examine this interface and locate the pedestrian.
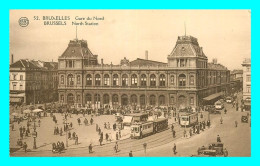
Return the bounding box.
[68,131,71,139]
[84,118,88,126]
[171,124,174,132]
[116,132,119,140]
[104,122,107,129]
[172,129,176,138]
[106,133,109,141]
[119,130,121,139]
[220,117,223,124]
[223,148,228,157]
[75,135,78,145]
[96,124,98,131]
[11,123,14,131]
[22,126,26,134]
[99,137,103,146]
[235,121,238,127]
[54,127,56,135]
[77,118,81,125]
[183,130,186,138]
[90,118,93,125]
[173,143,177,155]
[114,142,119,153]
[224,108,227,114]
[70,122,73,128]
[113,123,116,131]
[20,131,23,139]
[129,150,133,157]
[23,142,27,153]
[189,128,192,137]
[38,119,41,127]
[89,143,93,153]
[98,127,101,135]
[107,122,110,129]
[217,135,221,142]
[72,132,76,139]
[60,128,63,136]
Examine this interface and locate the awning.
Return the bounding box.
[123,116,133,124]
[203,92,223,101]
[10,98,22,103]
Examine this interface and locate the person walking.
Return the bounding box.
[89,143,93,153]
[220,117,223,124]
[116,132,119,140]
[38,119,41,127]
[75,135,78,145]
[23,142,27,153]
[173,143,177,155]
[217,135,221,142]
[129,150,133,157]
[114,142,119,153]
[90,118,93,125]
[106,133,109,141]
[172,129,176,138]
[235,121,238,127]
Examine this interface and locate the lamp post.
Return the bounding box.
[33,121,37,149]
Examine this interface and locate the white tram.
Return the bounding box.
[130,118,168,139]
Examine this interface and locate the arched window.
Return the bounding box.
[179,74,186,86]
[85,94,92,104]
[170,75,174,85]
[86,74,92,86]
[122,74,128,86]
[140,74,147,86]
[103,94,110,104]
[121,94,128,105]
[113,74,119,86]
[104,74,110,86]
[131,74,138,86]
[170,96,175,105]
[149,95,156,106]
[190,75,194,85]
[77,75,81,84]
[67,74,74,86]
[150,74,156,87]
[76,94,81,103]
[61,75,64,84]
[95,74,101,86]
[130,94,137,106]
[112,94,119,105]
[159,74,166,86]
[140,95,146,107]
[60,95,64,103]
[67,93,74,104]
[159,95,165,106]
[94,94,101,104]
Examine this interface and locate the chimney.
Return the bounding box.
[213,58,217,64]
[11,54,14,64]
[145,50,148,60]
[101,58,103,65]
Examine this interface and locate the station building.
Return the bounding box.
[58,35,230,109]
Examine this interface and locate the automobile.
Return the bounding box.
[215,101,224,110]
[226,97,233,103]
[241,115,248,123]
[198,142,224,156]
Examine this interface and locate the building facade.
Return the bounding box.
[58,35,230,109]
[230,69,243,93]
[9,59,58,105]
[242,58,251,101]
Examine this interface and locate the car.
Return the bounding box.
[241,115,248,123]
[226,97,233,103]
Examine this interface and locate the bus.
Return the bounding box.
[179,112,198,127]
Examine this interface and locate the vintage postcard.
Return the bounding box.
[9,10,251,157]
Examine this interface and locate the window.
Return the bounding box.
[67,74,74,86]
[140,74,147,86]
[190,97,194,105]
[20,84,23,90]
[170,96,175,105]
[131,74,137,86]
[113,74,119,86]
[190,75,194,85]
[159,95,165,105]
[95,74,101,86]
[159,74,166,86]
[246,75,251,82]
[103,94,110,104]
[13,74,16,80]
[140,95,146,106]
[150,74,156,87]
[77,95,81,103]
[122,74,128,86]
[20,75,23,80]
[61,75,64,84]
[66,60,74,68]
[104,74,110,86]
[94,94,101,103]
[180,59,185,67]
[60,95,64,103]
[112,94,119,105]
[149,95,156,105]
[170,75,175,85]
[130,95,137,106]
[86,74,92,86]
[13,84,16,90]
[246,85,251,93]
[179,74,186,86]
[77,75,80,84]
[85,94,92,104]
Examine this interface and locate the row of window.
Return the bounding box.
[12,74,23,81]
[60,94,195,106]
[60,74,195,87]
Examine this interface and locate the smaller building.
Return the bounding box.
[10,59,58,105]
[241,58,251,110]
[230,69,243,93]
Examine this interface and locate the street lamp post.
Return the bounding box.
[33,122,37,149]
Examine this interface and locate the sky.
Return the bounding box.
[9,10,251,70]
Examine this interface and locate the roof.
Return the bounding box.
[208,63,228,70]
[169,36,207,58]
[10,59,40,69]
[59,39,97,59]
[130,58,167,66]
[125,113,149,117]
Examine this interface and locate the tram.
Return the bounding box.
[130,118,168,139]
[179,112,198,127]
